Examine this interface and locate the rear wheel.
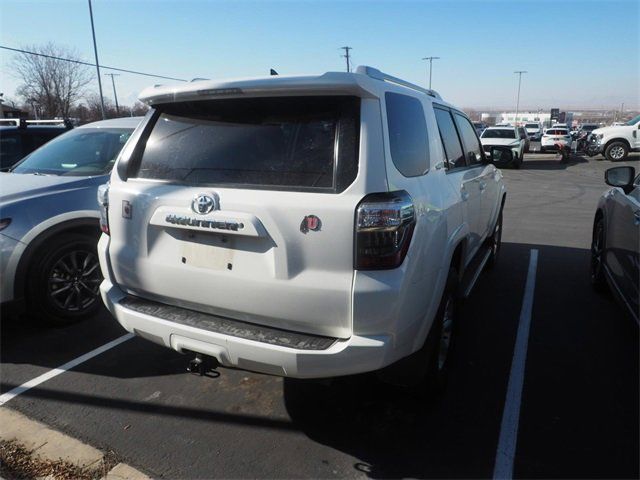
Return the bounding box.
[605,141,628,162]
[27,233,103,326]
[421,267,459,395]
[590,216,607,292]
[486,209,503,269]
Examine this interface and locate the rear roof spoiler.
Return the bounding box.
[356,65,442,100]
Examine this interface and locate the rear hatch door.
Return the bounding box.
[107,96,362,339]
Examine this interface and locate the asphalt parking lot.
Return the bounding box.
[1,150,638,479]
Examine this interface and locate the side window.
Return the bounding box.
[434,107,465,169]
[0,132,23,167]
[453,113,483,166]
[385,92,429,177]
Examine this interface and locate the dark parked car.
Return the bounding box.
[0,121,71,170]
[517,126,530,153]
[591,166,639,324]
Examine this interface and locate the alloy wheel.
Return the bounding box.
[438,296,454,371]
[610,146,625,160]
[48,250,102,312]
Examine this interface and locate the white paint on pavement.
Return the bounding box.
[0,333,134,407]
[493,249,539,480]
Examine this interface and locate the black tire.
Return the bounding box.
[486,208,503,269]
[590,215,607,292]
[513,156,522,169]
[604,141,628,162]
[421,267,459,395]
[26,233,103,326]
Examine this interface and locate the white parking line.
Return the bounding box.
[493,249,539,480]
[0,333,134,407]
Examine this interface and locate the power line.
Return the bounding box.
[104,73,120,114]
[421,56,440,90]
[0,45,189,82]
[340,46,352,73]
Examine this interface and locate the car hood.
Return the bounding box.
[480,138,520,147]
[591,125,629,136]
[0,172,103,204]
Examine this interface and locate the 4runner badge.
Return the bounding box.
[300,215,321,234]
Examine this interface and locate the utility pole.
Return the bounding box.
[340,46,352,73]
[104,73,120,115]
[421,56,440,90]
[88,0,105,119]
[514,70,527,127]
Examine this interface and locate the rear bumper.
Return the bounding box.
[100,279,392,378]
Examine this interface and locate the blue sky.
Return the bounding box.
[1,0,638,110]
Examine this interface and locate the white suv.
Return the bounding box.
[98,66,507,384]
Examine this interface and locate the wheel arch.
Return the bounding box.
[604,137,631,151]
[13,218,100,301]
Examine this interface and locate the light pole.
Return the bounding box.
[104,73,120,115]
[88,0,105,119]
[422,56,440,90]
[514,70,527,127]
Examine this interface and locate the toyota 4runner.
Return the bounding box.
[98,66,507,384]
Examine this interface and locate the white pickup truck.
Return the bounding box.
[588,115,640,161]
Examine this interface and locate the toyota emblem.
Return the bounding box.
[191,194,219,215]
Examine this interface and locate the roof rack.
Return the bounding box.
[355,65,442,100]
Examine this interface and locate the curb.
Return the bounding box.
[0,407,149,479]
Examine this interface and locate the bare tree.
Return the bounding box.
[131,101,149,117]
[12,43,93,118]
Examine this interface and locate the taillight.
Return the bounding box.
[97,183,110,235]
[355,190,415,270]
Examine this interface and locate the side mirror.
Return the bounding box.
[488,146,514,165]
[605,166,636,194]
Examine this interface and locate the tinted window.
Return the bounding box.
[454,113,483,165]
[0,131,23,169]
[434,108,465,169]
[385,92,429,177]
[482,129,516,139]
[12,128,133,176]
[134,96,359,192]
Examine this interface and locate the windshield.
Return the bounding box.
[11,127,134,176]
[525,124,539,128]
[482,129,516,139]
[624,114,640,126]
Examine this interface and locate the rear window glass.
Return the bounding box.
[385,92,429,177]
[482,129,516,139]
[133,96,360,192]
[546,129,568,135]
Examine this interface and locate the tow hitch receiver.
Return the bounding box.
[187,353,220,378]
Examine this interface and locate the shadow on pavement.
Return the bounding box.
[283,242,637,479]
[0,243,637,479]
[521,154,589,170]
